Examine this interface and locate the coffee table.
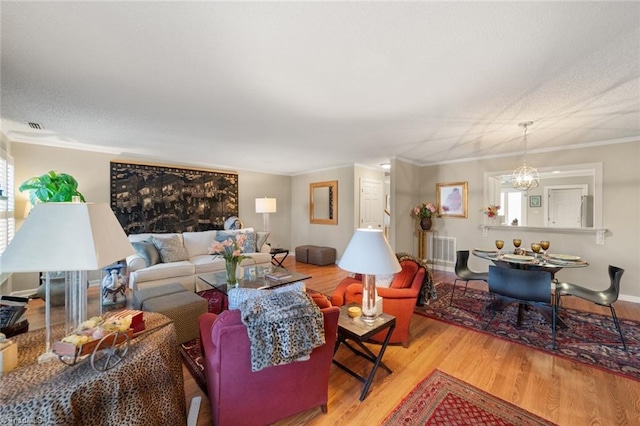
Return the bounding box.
[198,268,311,295]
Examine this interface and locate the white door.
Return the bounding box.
[360,178,383,230]
[545,185,587,228]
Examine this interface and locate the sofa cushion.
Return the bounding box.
[183,230,218,258]
[131,241,161,267]
[190,254,226,274]
[228,281,306,310]
[133,261,195,283]
[151,234,189,263]
[256,231,270,252]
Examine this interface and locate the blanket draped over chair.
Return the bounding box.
[239,290,325,372]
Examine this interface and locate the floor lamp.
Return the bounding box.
[255,197,276,232]
[0,202,135,362]
[338,228,401,322]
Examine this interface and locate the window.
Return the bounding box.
[0,149,15,256]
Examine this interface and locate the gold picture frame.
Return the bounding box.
[436,182,468,218]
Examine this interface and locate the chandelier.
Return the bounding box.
[511,121,539,191]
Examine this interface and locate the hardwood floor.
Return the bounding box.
[23,258,640,425]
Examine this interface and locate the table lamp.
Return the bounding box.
[255,197,276,232]
[0,202,135,362]
[338,228,401,322]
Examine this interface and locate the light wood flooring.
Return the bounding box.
[23,258,640,425]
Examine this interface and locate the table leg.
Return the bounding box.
[332,323,396,401]
[359,323,395,401]
[271,251,288,267]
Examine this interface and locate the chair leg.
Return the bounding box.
[609,305,627,351]
[462,281,470,296]
[482,294,496,330]
[551,304,557,350]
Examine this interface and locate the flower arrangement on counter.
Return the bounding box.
[483,205,501,218]
[412,202,437,219]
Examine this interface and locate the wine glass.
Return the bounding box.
[540,240,550,254]
[513,239,521,248]
[531,242,541,258]
[495,240,504,254]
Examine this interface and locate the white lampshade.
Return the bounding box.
[1,202,135,273]
[255,197,277,214]
[338,228,401,275]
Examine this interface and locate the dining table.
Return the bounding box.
[472,248,589,327]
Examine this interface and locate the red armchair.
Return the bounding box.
[331,259,426,347]
[198,293,339,426]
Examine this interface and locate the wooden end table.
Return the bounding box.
[332,304,396,401]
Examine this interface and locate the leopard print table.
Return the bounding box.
[0,312,187,425]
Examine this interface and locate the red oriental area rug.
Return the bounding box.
[382,369,556,426]
[416,282,640,382]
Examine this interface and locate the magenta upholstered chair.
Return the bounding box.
[198,293,339,426]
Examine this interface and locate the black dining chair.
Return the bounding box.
[554,265,626,351]
[484,266,556,349]
[450,250,489,307]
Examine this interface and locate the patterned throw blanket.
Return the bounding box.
[239,290,325,372]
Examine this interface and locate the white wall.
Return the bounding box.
[291,166,354,259]
[9,143,293,293]
[416,141,640,300]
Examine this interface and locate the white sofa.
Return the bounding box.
[126,228,272,293]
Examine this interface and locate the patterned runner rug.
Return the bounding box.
[416,282,640,381]
[382,369,556,425]
[180,338,207,393]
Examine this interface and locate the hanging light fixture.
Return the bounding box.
[511,121,539,191]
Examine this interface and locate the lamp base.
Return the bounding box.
[360,313,379,323]
[37,351,58,363]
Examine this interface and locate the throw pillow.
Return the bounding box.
[131,241,161,267]
[256,231,270,252]
[376,273,395,288]
[228,281,306,310]
[150,234,189,263]
[214,230,256,254]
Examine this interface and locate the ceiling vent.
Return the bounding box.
[28,122,43,130]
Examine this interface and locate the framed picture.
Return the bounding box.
[529,195,542,208]
[436,182,468,218]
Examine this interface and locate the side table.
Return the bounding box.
[270,247,289,267]
[332,304,396,401]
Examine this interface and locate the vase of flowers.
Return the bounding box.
[209,234,252,286]
[483,205,501,224]
[412,202,437,230]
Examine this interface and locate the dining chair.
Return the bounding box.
[485,266,556,349]
[554,265,626,351]
[450,250,489,307]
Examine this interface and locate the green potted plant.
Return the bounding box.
[19,170,86,205]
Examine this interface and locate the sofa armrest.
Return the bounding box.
[198,313,219,357]
[126,253,146,272]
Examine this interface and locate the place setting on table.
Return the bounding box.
[473,238,589,274]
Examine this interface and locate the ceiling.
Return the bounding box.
[1,1,639,175]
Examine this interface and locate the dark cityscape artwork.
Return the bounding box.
[110,162,238,234]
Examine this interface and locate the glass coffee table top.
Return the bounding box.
[198,268,311,295]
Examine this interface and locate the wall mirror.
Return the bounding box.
[310,180,338,225]
[484,163,602,229]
